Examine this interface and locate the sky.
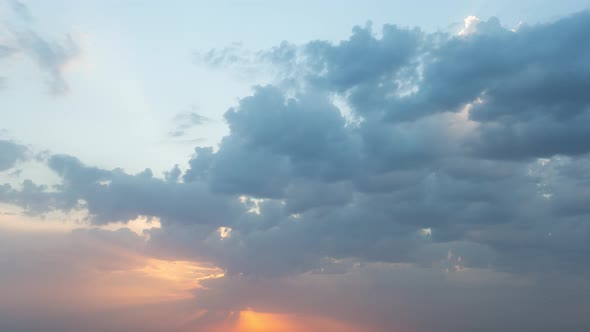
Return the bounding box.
[1,0,590,331]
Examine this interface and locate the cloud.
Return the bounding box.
[0,1,80,94]
[45,154,245,225]
[2,10,590,332]
[8,0,33,22]
[0,45,17,58]
[174,12,590,279]
[260,12,590,160]
[4,11,590,279]
[3,224,589,332]
[169,110,211,137]
[0,140,28,171]
[303,22,423,96]
[15,31,80,95]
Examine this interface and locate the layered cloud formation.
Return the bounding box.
[2,9,590,332]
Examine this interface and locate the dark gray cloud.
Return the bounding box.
[201,11,590,161]
[5,11,590,280]
[46,154,245,225]
[183,86,360,197]
[0,179,61,214]
[275,11,590,160]
[170,11,590,279]
[304,23,423,101]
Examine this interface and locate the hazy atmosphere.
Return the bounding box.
[1,1,590,331]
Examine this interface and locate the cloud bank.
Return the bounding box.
[2,10,590,332]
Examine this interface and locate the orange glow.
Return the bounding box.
[137,259,225,296]
[74,258,225,308]
[208,309,366,332]
[0,223,225,311]
[2,212,366,332]
[237,310,290,332]
[72,239,225,306]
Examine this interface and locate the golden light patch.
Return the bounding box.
[139,259,225,292]
[207,309,366,332]
[77,244,225,306]
[0,229,224,310]
[236,310,291,332]
[218,226,232,239]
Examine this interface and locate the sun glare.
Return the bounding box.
[207,309,367,332]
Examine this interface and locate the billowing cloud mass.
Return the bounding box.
[2,9,590,332]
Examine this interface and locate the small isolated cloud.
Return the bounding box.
[197,42,248,67]
[169,108,211,137]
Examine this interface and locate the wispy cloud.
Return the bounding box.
[1,0,80,94]
[169,108,211,137]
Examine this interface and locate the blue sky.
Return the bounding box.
[2,1,590,331]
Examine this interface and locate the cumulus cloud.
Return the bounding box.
[4,11,590,277]
[47,154,246,225]
[2,9,590,332]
